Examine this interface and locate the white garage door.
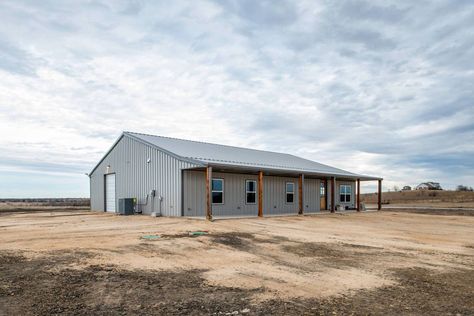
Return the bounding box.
[105,174,116,213]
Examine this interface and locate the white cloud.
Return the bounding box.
[0,0,473,196]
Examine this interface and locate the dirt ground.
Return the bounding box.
[0,210,473,315]
[382,206,474,216]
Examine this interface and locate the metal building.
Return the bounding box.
[89,132,382,219]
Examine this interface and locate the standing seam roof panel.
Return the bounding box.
[123,132,380,180]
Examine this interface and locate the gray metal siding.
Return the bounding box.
[263,176,299,215]
[183,172,304,217]
[336,180,356,208]
[125,132,381,181]
[90,136,199,216]
[326,180,355,210]
[303,178,320,213]
[183,171,259,217]
[181,172,356,217]
[211,172,259,217]
[183,170,206,217]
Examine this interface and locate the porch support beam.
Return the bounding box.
[258,171,263,217]
[378,179,382,210]
[357,179,361,212]
[331,177,336,213]
[206,166,213,221]
[298,174,304,215]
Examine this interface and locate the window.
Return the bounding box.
[212,178,224,204]
[320,182,326,196]
[246,180,256,204]
[340,184,351,203]
[286,182,295,203]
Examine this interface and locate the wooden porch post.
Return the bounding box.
[357,179,360,212]
[298,174,304,215]
[258,171,263,217]
[206,166,213,221]
[331,177,336,213]
[378,179,382,210]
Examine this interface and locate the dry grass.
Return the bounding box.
[0,199,90,211]
[362,190,474,207]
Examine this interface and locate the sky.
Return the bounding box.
[0,0,473,198]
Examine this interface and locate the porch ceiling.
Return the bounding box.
[183,164,382,181]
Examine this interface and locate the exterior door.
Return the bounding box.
[320,180,327,210]
[105,174,116,213]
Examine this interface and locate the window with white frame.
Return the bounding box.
[246,180,256,204]
[340,184,351,203]
[286,182,295,203]
[212,178,224,204]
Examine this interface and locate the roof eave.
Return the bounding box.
[203,162,382,180]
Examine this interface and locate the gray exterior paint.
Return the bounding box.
[90,135,200,215]
[183,171,329,217]
[212,172,259,217]
[90,132,374,217]
[183,171,259,217]
[119,132,381,181]
[263,176,299,215]
[336,180,356,209]
[304,178,320,213]
[326,180,356,210]
[182,170,205,217]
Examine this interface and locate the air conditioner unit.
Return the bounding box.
[118,198,136,215]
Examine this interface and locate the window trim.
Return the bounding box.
[286,182,295,204]
[339,184,352,203]
[212,178,224,205]
[245,179,257,205]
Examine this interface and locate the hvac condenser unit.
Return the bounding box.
[118,198,136,215]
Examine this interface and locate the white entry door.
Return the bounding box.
[105,174,116,213]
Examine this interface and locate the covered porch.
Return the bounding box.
[184,164,382,221]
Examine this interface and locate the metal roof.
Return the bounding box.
[123,132,381,180]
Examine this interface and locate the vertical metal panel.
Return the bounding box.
[335,180,356,209]
[211,172,259,217]
[303,178,320,213]
[183,170,206,217]
[183,171,259,217]
[263,176,299,215]
[182,172,348,217]
[90,136,199,216]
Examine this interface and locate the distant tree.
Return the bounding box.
[456,185,474,192]
[393,185,400,192]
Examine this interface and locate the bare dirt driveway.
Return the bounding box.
[0,210,473,315]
